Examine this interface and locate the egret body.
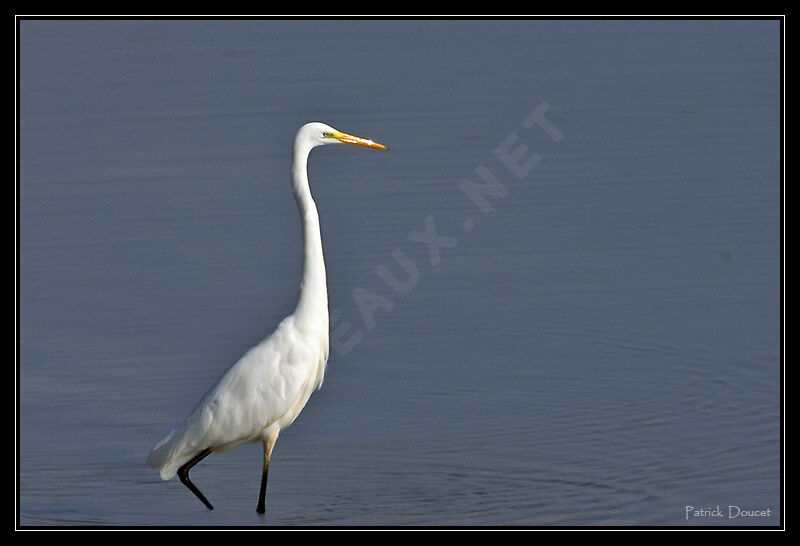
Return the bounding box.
[147,122,386,513]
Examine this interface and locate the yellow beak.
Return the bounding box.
[330,131,388,150]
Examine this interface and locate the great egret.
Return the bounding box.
[147,122,387,513]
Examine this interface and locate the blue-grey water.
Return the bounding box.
[18,19,781,527]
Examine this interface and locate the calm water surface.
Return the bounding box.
[18,19,781,526]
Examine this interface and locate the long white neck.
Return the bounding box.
[291,144,329,332]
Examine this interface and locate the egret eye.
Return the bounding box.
[322,131,334,138]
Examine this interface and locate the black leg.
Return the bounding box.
[256,435,277,514]
[256,457,269,514]
[177,448,214,511]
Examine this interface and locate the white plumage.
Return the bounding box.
[147,314,327,479]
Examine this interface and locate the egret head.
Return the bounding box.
[295,122,387,153]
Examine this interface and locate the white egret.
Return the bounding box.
[147,122,387,513]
